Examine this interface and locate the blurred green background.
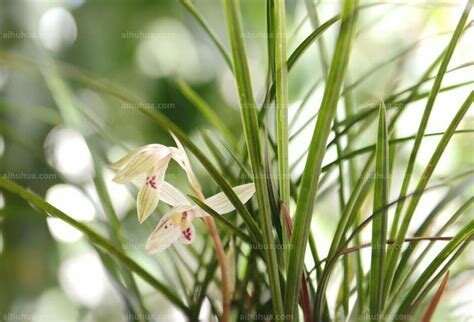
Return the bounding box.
[0,0,472,321]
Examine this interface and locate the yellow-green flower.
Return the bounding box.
[145,181,255,253]
[110,144,174,223]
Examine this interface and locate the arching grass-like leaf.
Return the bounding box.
[0,177,191,316]
[385,90,473,302]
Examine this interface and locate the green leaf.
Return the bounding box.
[321,130,474,173]
[4,49,263,243]
[201,131,236,184]
[272,0,290,213]
[395,222,473,317]
[369,102,389,315]
[178,80,237,147]
[223,0,284,315]
[285,0,359,318]
[385,90,473,302]
[386,195,474,313]
[387,1,472,257]
[179,0,233,70]
[189,195,258,246]
[0,177,191,315]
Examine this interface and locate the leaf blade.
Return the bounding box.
[285,0,359,318]
[369,102,389,315]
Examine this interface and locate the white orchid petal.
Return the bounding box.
[194,207,208,218]
[112,145,171,184]
[136,166,168,223]
[109,146,144,170]
[203,183,255,215]
[113,152,160,184]
[160,181,190,206]
[169,132,201,192]
[179,223,195,245]
[136,184,160,223]
[173,204,196,213]
[145,212,181,254]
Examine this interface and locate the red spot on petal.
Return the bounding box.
[146,176,157,189]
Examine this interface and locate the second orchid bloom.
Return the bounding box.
[110,133,256,253]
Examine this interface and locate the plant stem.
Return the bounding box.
[195,189,231,322]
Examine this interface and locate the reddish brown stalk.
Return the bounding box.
[196,189,231,322]
[422,271,450,322]
[281,203,313,322]
[338,236,453,258]
[309,236,453,275]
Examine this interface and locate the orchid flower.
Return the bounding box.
[110,140,190,223]
[145,181,255,254]
[110,144,170,224]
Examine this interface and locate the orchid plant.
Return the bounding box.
[0,0,472,321]
[109,132,255,320]
[110,133,255,252]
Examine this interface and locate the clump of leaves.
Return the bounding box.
[0,0,472,321]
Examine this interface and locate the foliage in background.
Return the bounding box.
[0,0,473,321]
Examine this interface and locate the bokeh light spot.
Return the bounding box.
[46,184,95,243]
[38,7,78,52]
[44,127,94,183]
[59,252,106,308]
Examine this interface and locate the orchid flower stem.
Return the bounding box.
[195,189,231,322]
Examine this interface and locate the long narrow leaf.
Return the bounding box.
[178,80,237,146]
[223,0,284,315]
[272,0,290,213]
[395,222,473,317]
[285,0,359,318]
[421,271,450,322]
[0,178,191,315]
[369,102,389,316]
[385,91,473,301]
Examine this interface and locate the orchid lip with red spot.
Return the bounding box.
[146,176,157,189]
[111,133,257,254]
[144,182,256,254]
